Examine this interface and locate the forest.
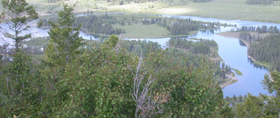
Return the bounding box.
[248,34,280,71]
[40,14,225,36]
[1,0,280,117]
[237,25,280,71]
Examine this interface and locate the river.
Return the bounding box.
[1,14,280,97]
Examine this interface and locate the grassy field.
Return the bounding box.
[231,68,243,76]
[112,24,171,38]
[166,0,280,23]
[21,0,280,23]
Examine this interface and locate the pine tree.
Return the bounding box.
[105,34,119,47]
[46,4,84,66]
[239,95,242,102]
[233,94,237,101]
[236,93,266,117]
[261,71,280,117]
[0,0,39,51]
[225,96,230,102]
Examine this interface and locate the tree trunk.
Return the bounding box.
[15,41,19,51]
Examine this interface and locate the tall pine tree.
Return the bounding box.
[0,0,39,51]
[45,4,84,66]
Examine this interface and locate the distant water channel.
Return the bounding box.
[1,14,280,97]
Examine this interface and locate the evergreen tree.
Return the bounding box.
[225,96,230,102]
[105,34,119,47]
[220,103,235,118]
[46,4,84,65]
[261,71,280,117]
[0,0,39,51]
[233,94,237,101]
[236,93,267,117]
[239,95,243,102]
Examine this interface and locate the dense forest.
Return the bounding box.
[248,34,280,71]
[237,25,280,71]
[41,14,125,35]
[168,38,232,80]
[236,25,279,33]
[169,38,217,55]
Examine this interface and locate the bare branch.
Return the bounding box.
[129,53,169,118]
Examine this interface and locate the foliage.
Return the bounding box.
[0,35,227,117]
[236,93,265,117]
[220,103,235,118]
[248,34,280,71]
[231,68,243,76]
[0,50,43,117]
[124,39,161,57]
[236,93,277,118]
[168,38,232,80]
[0,0,39,50]
[169,38,217,55]
[45,4,84,66]
[237,25,279,34]
[261,71,280,117]
[235,71,280,118]
[105,34,119,47]
[41,14,224,36]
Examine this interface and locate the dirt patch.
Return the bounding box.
[219,72,238,88]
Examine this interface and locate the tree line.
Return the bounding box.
[246,0,273,5]
[41,14,224,36]
[236,25,279,34]
[46,0,62,3]
[168,38,232,80]
[248,34,280,71]
[237,25,280,71]
[41,14,125,35]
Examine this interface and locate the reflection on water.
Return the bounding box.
[239,40,247,47]
[200,29,215,35]
[247,57,268,71]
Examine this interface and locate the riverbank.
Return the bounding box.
[216,32,271,68]
[217,31,274,81]
[219,72,238,88]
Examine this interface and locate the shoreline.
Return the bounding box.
[217,32,273,80]
[219,72,238,88]
[217,32,257,62]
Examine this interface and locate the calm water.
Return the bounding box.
[1,14,280,97]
